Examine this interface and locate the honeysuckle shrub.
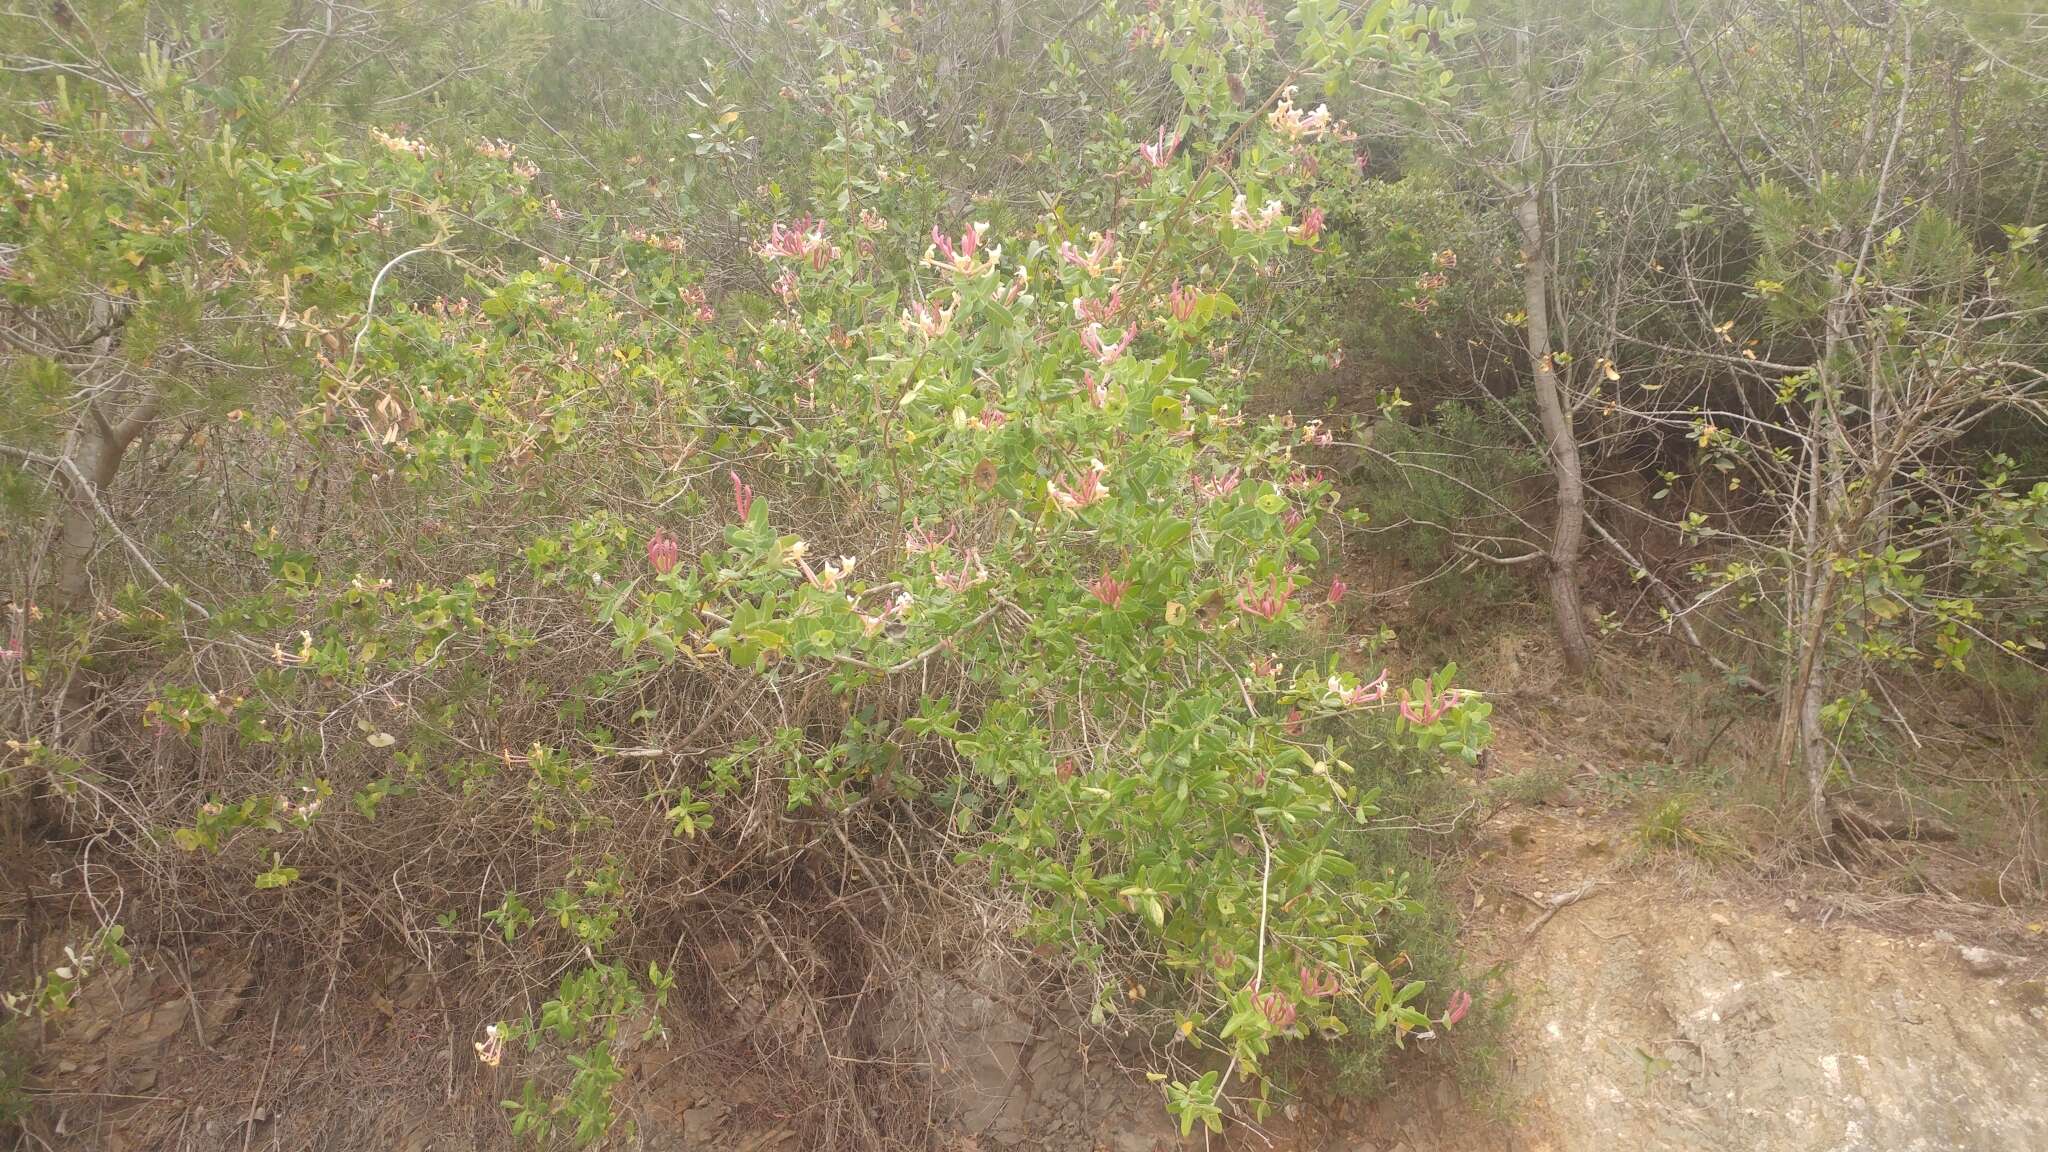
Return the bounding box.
[2,0,1489,1142]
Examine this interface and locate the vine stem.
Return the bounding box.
[1206,819,1272,1129]
[347,244,442,377]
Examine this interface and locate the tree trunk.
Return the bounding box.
[1510,97,1594,676]
[1779,569,1836,841]
[47,300,155,761]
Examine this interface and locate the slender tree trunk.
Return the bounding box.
[1779,282,1857,846]
[1510,89,1593,676]
[48,300,156,761]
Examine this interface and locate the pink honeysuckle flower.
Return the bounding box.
[1299,966,1343,999]
[929,222,996,275]
[1237,576,1289,622]
[851,590,913,637]
[900,300,955,341]
[1254,988,1297,1031]
[1165,279,1199,323]
[905,520,957,557]
[1443,989,1472,1028]
[1286,467,1326,493]
[1084,370,1110,409]
[1230,194,1287,232]
[798,554,858,592]
[646,529,680,575]
[1398,685,1467,726]
[1081,323,1136,366]
[935,549,989,593]
[1328,669,1389,708]
[1194,468,1242,502]
[1282,508,1304,532]
[756,216,839,270]
[1072,289,1123,325]
[1139,124,1178,169]
[1085,570,1130,608]
[1327,579,1347,605]
[1049,460,1112,512]
[1248,654,1282,679]
[1266,89,1333,140]
[729,471,754,520]
[1057,233,1115,278]
[474,1023,505,1068]
[1292,206,1325,244]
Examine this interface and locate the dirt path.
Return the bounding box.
[1375,807,2048,1152]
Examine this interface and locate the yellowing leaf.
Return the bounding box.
[366,732,397,748]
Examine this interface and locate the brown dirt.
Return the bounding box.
[16,633,2048,1152]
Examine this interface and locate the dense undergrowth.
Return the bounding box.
[1,0,1494,1144]
[6,0,2048,1148]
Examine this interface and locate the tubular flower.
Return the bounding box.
[1266,89,1333,140]
[1443,989,1472,1028]
[935,549,989,593]
[1237,576,1289,622]
[1057,233,1115,277]
[1399,685,1468,726]
[1254,988,1297,1031]
[1084,370,1110,409]
[729,471,754,520]
[646,529,680,575]
[1326,579,1347,605]
[1081,323,1136,366]
[1072,289,1123,324]
[1292,206,1324,243]
[1327,669,1389,708]
[904,520,957,556]
[928,222,997,275]
[1300,966,1343,999]
[1165,279,1199,323]
[1286,467,1326,493]
[757,216,839,270]
[1139,124,1178,169]
[1049,460,1112,512]
[997,265,1029,306]
[1194,468,1242,502]
[800,554,858,592]
[1086,570,1131,608]
[851,590,912,637]
[901,300,955,341]
[1231,194,1286,232]
[474,1024,504,1068]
